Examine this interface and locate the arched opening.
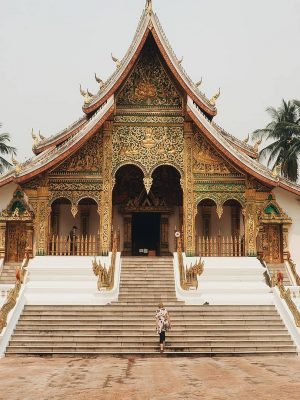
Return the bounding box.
[48,197,99,255]
[112,164,182,256]
[196,198,245,256]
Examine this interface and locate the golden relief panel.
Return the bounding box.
[112,125,184,175]
[51,131,103,175]
[193,132,240,175]
[117,37,182,108]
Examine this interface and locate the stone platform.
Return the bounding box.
[0,356,300,400]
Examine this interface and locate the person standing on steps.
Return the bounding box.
[155,302,171,353]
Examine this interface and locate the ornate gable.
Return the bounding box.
[117,36,182,109]
[50,131,103,175]
[193,131,243,176]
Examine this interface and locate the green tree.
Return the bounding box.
[252,99,300,182]
[0,124,16,174]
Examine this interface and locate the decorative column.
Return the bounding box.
[183,122,196,256]
[244,189,258,256]
[36,187,50,255]
[282,223,290,261]
[0,222,6,259]
[99,121,113,254]
[25,222,34,258]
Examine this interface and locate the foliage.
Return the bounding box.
[252,99,300,182]
[0,123,16,174]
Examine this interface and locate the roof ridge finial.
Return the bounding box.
[145,0,153,15]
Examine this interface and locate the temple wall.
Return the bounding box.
[0,182,18,212]
[273,187,300,267]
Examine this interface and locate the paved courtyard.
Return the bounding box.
[0,356,299,400]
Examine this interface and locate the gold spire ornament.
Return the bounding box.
[196,78,203,88]
[11,155,22,174]
[209,88,220,106]
[178,56,183,65]
[79,84,92,104]
[145,0,153,15]
[95,73,104,89]
[31,128,39,147]
[272,163,282,178]
[111,53,121,69]
[253,138,262,152]
[243,134,250,144]
[38,130,46,141]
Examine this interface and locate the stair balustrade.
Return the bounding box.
[197,235,244,257]
[0,251,29,333]
[272,275,300,327]
[48,234,99,256]
[92,232,118,290]
[177,234,204,290]
[287,257,300,286]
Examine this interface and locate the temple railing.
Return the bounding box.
[92,232,118,291]
[287,257,300,286]
[272,276,300,328]
[177,234,204,290]
[47,234,99,256]
[0,252,29,334]
[197,235,245,257]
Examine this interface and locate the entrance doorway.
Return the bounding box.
[132,213,160,256]
[262,224,283,263]
[5,222,27,262]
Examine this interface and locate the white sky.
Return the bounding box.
[0,0,299,162]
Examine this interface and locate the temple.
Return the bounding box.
[0,2,300,267]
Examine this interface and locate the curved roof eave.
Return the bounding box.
[33,116,88,155]
[82,11,216,117]
[187,96,300,196]
[0,96,115,188]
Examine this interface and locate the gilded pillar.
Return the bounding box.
[36,187,50,255]
[183,122,195,256]
[282,224,289,260]
[100,121,113,254]
[244,190,258,256]
[25,222,34,258]
[0,222,6,259]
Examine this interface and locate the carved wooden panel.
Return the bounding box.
[117,36,182,108]
[5,222,27,262]
[262,224,283,263]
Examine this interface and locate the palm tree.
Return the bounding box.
[252,99,300,182]
[0,124,16,174]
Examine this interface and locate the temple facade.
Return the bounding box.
[0,2,300,265]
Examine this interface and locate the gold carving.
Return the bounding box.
[117,37,182,108]
[143,176,153,194]
[193,132,238,175]
[52,131,103,174]
[113,125,184,176]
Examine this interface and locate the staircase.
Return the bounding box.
[0,262,18,284]
[5,257,297,356]
[266,263,293,286]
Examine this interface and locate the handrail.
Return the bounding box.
[92,232,118,291]
[177,234,204,290]
[272,275,300,328]
[287,257,300,286]
[0,252,29,334]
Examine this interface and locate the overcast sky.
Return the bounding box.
[0,0,299,162]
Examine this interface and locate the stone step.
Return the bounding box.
[5,344,296,353]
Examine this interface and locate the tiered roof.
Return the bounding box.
[1,2,300,196]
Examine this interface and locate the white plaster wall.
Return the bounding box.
[0,182,18,212]
[273,187,300,268]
